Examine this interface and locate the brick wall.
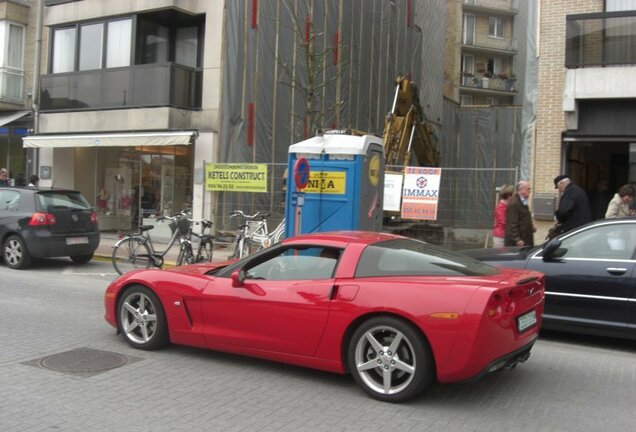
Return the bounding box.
[534,0,602,195]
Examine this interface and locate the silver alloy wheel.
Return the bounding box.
[4,238,23,266]
[354,325,416,395]
[120,291,159,344]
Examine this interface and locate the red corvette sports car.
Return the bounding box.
[104,231,545,402]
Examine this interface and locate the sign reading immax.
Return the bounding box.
[205,163,268,192]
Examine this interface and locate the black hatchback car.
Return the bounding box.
[0,187,100,269]
[463,218,636,340]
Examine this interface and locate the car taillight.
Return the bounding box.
[90,211,98,224]
[487,290,516,319]
[28,212,57,226]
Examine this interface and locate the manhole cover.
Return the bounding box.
[24,348,142,377]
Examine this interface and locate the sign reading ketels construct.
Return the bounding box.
[401,167,442,220]
[205,163,268,192]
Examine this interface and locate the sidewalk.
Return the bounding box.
[95,233,235,266]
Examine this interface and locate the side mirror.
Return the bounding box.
[542,238,563,261]
[231,269,245,287]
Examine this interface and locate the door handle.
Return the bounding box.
[606,267,627,276]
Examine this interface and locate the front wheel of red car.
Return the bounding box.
[3,235,31,269]
[117,285,169,350]
[347,316,435,402]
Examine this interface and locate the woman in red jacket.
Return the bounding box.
[492,184,515,247]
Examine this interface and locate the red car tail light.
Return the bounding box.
[90,211,98,224]
[487,290,516,319]
[28,212,57,226]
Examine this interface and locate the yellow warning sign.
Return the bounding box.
[304,171,346,194]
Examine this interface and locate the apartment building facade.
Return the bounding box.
[0,0,37,184]
[27,0,221,232]
[534,0,636,218]
[458,0,525,106]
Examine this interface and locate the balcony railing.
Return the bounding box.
[40,63,202,112]
[463,0,518,14]
[464,32,517,52]
[460,73,517,92]
[566,11,636,68]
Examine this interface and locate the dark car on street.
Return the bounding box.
[463,218,636,340]
[0,187,99,269]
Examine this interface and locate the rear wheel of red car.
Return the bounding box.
[3,235,31,269]
[70,253,93,264]
[117,285,169,350]
[348,316,435,402]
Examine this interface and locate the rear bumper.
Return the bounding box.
[23,230,100,258]
[462,339,536,383]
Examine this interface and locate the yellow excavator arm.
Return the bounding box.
[382,77,440,167]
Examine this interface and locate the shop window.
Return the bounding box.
[91,145,193,233]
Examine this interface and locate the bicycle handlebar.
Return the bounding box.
[229,210,270,220]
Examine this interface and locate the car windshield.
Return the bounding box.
[355,238,500,277]
[36,191,92,211]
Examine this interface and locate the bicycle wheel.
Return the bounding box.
[176,242,194,266]
[112,237,153,275]
[197,239,213,263]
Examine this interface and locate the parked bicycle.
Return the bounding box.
[229,210,285,259]
[111,210,212,275]
[176,218,214,265]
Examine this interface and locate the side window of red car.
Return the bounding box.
[245,246,342,280]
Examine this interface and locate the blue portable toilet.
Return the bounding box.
[285,130,385,237]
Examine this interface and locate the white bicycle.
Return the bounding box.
[229,210,285,259]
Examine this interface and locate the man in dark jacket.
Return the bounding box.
[554,175,592,233]
[505,180,535,247]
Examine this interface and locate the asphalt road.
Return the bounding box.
[0,258,634,432]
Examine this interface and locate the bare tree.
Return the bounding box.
[279,0,348,139]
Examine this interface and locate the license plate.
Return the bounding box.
[517,310,537,332]
[66,237,89,245]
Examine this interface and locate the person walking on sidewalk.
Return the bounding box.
[554,175,592,233]
[493,184,515,248]
[505,180,535,247]
[605,184,635,219]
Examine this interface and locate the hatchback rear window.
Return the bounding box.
[36,191,92,211]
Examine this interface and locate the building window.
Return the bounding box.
[485,97,499,106]
[176,27,199,68]
[79,23,103,71]
[52,27,76,73]
[488,16,504,38]
[0,21,24,100]
[51,18,132,73]
[487,57,502,75]
[137,19,169,65]
[606,0,636,11]
[461,95,473,106]
[106,19,132,68]
[463,14,475,45]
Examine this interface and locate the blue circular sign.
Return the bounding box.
[294,158,310,190]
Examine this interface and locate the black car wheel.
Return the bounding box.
[3,235,32,269]
[70,253,93,264]
[347,316,435,402]
[117,285,169,350]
